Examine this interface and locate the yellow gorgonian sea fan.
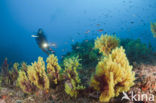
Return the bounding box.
[20,62,28,72]
[46,54,61,85]
[151,22,156,38]
[63,56,80,70]
[110,47,135,96]
[27,57,49,90]
[18,70,35,94]
[63,56,85,97]
[94,34,120,56]
[8,62,19,86]
[13,62,19,72]
[90,47,135,102]
[65,79,85,98]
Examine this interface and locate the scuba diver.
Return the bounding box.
[33,28,55,55]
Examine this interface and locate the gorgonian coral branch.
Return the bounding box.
[46,54,61,85]
[63,56,85,97]
[94,34,120,56]
[90,47,135,102]
[27,57,49,90]
[18,70,36,94]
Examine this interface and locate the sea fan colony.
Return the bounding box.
[91,34,135,102]
[90,47,135,102]
[28,57,49,90]
[0,34,136,102]
[18,70,36,94]
[63,56,85,97]
[18,57,49,94]
[46,54,61,85]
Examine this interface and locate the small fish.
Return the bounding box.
[72,39,74,42]
[51,43,56,47]
[85,30,90,34]
[65,42,68,44]
[96,24,100,26]
[31,35,39,38]
[97,29,104,32]
[77,32,81,35]
[132,14,136,17]
[143,23,146,26]
[130,21,134,24]
[62,49,65,52]
[85,40,88,42]
[76,46,80,49]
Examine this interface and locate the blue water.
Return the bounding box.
[0,0,156,64]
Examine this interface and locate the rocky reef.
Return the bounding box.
[0,34,155,103]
